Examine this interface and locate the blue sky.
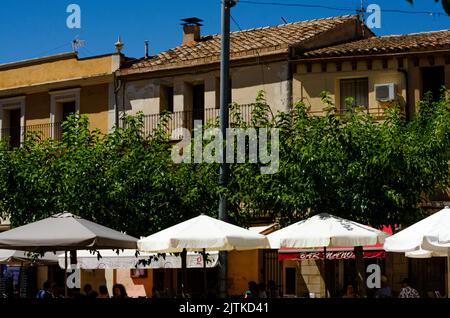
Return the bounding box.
[0,0,449,63]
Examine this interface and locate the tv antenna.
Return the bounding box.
[71,36,86,52]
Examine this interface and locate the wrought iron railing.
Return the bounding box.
[307,107,392,119]
[122,104,257,138]
[0,105,395,148]
[0,122,62,148]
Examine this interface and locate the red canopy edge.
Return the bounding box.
[277,225,392,261]
[279,250,385,261]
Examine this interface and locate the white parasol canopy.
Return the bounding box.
[138,214,269,253]
[267,213,387,249]
[384,207,450,253]
[138,214,269,297]
[384,207,450,298]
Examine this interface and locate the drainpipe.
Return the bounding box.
[113,72,122,129]
[398,68,409,120]
[287,59,294,111]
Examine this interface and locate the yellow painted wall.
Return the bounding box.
[25,93,50,126]
[227,250,261,297]
[80,84,110,133]
[294,59,406,114]
[0,55,114,90]
[20,85,109,133]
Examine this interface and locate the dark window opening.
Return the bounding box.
[7,108,21,148]
[422,66,445,102]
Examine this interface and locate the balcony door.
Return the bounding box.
[0,96,25,148]
[7,108,21,148]
[192,84,205,127]
[50,88,80,140]
[61,101,76,122]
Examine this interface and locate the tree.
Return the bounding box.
[226,91,450,227]
[0,91,449,234]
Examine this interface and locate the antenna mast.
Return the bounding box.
[359,0,366,37]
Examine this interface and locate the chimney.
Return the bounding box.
[181,17,203,45]
[144,40,149,59]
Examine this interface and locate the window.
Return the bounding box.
[340,78,369,111]
[50,88,80,140]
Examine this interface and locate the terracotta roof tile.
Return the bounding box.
[302,29,450,58]
[120,15,361,75]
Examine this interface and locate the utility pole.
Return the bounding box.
[218,0,237,298]
[359,0,366,37]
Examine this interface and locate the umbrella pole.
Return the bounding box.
[64,251,68,298]
[323,247,328,298]
[203,249,207,298]
[447,249,450,299]
[181,248,187,298]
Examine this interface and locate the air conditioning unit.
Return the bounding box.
[375,83,396,101]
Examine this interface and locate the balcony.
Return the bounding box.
[0,104,394,148]
[0,122,62,148]
[125,104,257,139]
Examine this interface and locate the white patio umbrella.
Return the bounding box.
[268,213,388,297]
[138,214,270,296]
[0,212,138,296]
[384,207,450,298]
[268,213,387,248]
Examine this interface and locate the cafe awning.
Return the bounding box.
[57,249,219,269]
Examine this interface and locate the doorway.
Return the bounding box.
[192,84,205,128]
[61,101,76,123]
[3,108,22,148]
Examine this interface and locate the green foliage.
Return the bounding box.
[0,90,449,235]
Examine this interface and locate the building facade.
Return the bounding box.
[0,52,125,148]
[116,15,372,136]
[292,29,450,119]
